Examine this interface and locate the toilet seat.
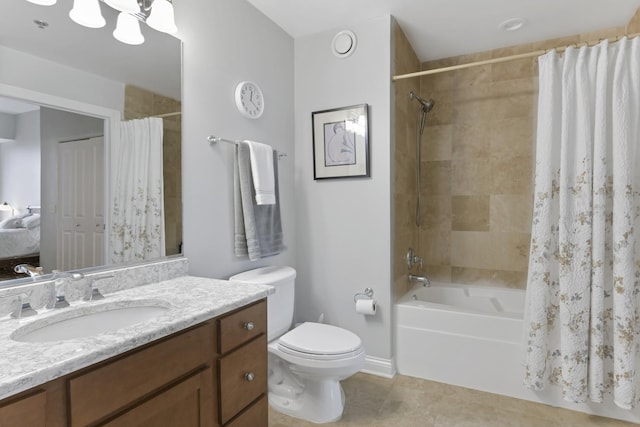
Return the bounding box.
[277,322,363,361]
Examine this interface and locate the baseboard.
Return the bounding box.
[360,356,396,378]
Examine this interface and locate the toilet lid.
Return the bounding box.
[278,322,362,355]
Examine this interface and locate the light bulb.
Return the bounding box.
[146,0,178,35]
[113,12,145,45]
[69,0,106,28]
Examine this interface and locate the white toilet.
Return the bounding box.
[230,266,365,424]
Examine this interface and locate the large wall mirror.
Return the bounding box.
[0,0,182,285]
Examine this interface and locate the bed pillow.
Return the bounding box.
[21,214,40,229]
[0,216,24,229]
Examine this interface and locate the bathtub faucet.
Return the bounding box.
[408,274,430,287]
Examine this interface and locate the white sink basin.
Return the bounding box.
[11,300,170,343]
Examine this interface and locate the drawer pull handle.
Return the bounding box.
[244,322,255,331]
[245,372,255,382]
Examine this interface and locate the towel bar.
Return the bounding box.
[207,135,287,159]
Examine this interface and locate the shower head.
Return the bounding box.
[409,91,435,113]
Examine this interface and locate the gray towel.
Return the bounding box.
[234,142,284,260]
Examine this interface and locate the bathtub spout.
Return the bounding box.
[408,274,430,286]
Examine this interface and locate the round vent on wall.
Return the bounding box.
[332,30,357,58]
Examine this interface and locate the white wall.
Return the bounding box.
[294,18,394,369]
[39,108,104,273]
[0,112,16,142]
[0,46,124,113]
[176,0,296,279]
[0,110,41,212]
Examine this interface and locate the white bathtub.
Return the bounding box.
[395,283,525,396]
[394,282,640,423]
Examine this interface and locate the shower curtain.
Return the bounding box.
[109,117,166,264]
[524,37,640,409]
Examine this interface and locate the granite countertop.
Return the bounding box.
[0,275,272,400]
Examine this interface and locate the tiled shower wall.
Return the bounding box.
[124,85,183,256]
[392,21,420,298]
[394,11,640,296]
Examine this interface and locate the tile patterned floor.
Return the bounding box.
[268,373,636,426]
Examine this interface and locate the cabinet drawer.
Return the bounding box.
[219,334,267,424]
[225,395,267,427]
[218,300,266,354]
[103,367,214,427]
[69,323,213,427]
[0,390,46,427]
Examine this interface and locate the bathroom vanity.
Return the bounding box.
[0,273,270,427]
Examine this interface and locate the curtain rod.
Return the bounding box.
[393,32,640,81]
[151,111,181,118]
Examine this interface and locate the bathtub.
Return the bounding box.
[395,282,525,397]
[394,282,640,423]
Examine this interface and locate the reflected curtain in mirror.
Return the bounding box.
[110,118,166,263]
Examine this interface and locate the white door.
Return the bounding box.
[57,137,104,271]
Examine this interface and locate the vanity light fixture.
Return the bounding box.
[113,11,145,45]
[69,0,106,28]
[26,0,57,5]
[28,0,178,44]
[104,0,139,13]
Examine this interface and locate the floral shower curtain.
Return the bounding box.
[524,37,640,410]
[109,117,166,264]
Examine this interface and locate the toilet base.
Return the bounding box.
[269,378,346,423]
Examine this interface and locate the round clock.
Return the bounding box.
[234,81,264,119]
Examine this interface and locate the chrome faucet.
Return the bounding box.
[11,293,38,318]
[408,274,431,287]
[14,264,43,277]
[50,271,85,308]
[86,275,114,301]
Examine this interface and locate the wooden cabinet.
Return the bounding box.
[217,300,268,426]
[0,390,47,427]
[0,298,268,427]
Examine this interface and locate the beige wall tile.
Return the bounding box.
[451,267,527,288]
[423,265,452,283]
[419,229,451,266]
[450,231,530,271]
[393,21,421,286]
[423,124,453,161]
[490,195,533,233]
[421,196,452,231]
[452,195,490,231]
[490,117,534,159]
[490,154,532,195]
[490,79,537,120]
[452,121,490,160]
[628,7,640,34]
[451,158,492,195]
[422,160,451,195]
[452,85,493,123]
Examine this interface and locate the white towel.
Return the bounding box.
[245,140,275,205]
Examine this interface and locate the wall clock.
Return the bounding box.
[234,81,264,119]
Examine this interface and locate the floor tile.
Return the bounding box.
[268,374,636,426]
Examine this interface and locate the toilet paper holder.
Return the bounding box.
[353,287,374,303]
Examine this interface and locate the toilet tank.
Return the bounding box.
[229,266,296,341]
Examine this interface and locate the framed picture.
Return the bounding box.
[312,104,369,180]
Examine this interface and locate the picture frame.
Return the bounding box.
[311,104,369,180]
